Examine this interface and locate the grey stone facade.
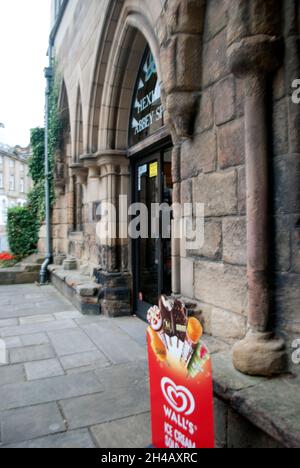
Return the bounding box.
[44,0,300,378]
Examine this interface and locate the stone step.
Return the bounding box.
[48,265,101,316]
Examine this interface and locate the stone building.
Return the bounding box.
[45,0,300,446]
[0,143,32,251]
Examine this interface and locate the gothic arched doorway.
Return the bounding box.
[129,46,173,320]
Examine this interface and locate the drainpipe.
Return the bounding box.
[40,43,53,284]
[40,1,69,283]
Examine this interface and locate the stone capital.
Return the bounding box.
[79,154,100,178]
[69,163,88,185]
[94,150,129,171]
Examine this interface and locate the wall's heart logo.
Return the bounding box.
[161,377,195,416]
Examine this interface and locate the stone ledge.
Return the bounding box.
[206,342,300,448]
[0,266,40,285]
[48,265,101,316]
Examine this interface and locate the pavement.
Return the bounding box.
[0,284,150,448]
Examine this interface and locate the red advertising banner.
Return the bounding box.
[147,296,215,449]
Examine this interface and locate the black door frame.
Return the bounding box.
[130,136,172,319]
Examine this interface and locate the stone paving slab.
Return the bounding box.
[54,311,83,320]
[94,361,149,392]
[60,361,150,430]
[3,429,96,449]
[82,322,147,364]
[21,333,49,347]
[0,364,25,386]
[0,319,78,338]
[0,319,18,328]
[113,317,148,347]
[60,350,109,372]
[60,382,150,431]
[1,303,75,318]
[48,328,97,357]
[25,359,64,381]
[75,316,109,326]
[9,344,55,364]
[91,413,151,448]
[3,336,22,349]
[19,314,55,325]
[0,403,66,445]
[0,284,151,448]
[0,371,104,411]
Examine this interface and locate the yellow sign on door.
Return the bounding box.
[149,162,158,178]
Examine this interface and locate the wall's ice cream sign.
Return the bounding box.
[147,296,215,449]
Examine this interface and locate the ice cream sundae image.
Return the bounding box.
[147,305,167,347]
[148,327,167,363]
[147,296,209,378]
[159,296,173,337]
[181,317,203,368]
[172,299,188,344]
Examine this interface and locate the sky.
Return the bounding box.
[0,0,51,147]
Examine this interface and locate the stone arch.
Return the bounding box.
[88,0,207,152]
[87,0,125,154]
[88,0,165,153]
[55,79,71,193]
[57,78,71,153]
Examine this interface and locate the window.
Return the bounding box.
[0,173,3,189]
[20,178,25,193]
[20,163,25,173]
[2,199,7,224]
[73,176,83,232]
[9,176,15,191]
[9,159,15,171]
[129,47,164,147]
[0,156,3,168]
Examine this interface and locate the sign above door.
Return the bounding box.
[129,47,165,147]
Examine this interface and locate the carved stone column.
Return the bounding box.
[227,0,286,376]
[69,164,88,232]
[54,150,66,195]
[95,150,131,318]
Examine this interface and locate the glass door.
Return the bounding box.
[132,148,172,320]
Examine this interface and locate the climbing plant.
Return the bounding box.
[27,82,61,222]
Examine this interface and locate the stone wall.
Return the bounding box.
[271,0,300,374]
[178,0,248,343]
[48,0,300,375]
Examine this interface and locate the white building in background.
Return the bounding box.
[0,143,32,251]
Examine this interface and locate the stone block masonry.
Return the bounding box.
[45,0,300,381]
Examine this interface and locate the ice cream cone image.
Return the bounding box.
[159,296,173,338]
[171,299,188,346]
[147,305,167,347]
[181,317,203,367]
[188,343,210,378]
[148,328,167,363]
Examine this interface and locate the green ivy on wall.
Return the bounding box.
[28,82,61,222]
